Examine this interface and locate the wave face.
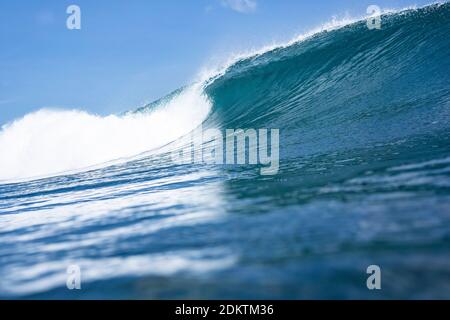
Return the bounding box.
[1,4,450,299]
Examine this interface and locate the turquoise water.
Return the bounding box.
[0,3,449,299]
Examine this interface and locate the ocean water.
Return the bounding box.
[0,3,449,299]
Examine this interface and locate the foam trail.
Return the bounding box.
[0,85,211,181]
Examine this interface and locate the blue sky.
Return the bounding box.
[0,0,432,125]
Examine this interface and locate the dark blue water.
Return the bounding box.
[0,3,449,299]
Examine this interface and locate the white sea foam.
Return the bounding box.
[0,84,211,181]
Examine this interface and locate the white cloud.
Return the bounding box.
[221,0,257,13]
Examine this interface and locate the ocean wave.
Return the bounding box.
[1,2,450,299]
[1,3,449,181]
